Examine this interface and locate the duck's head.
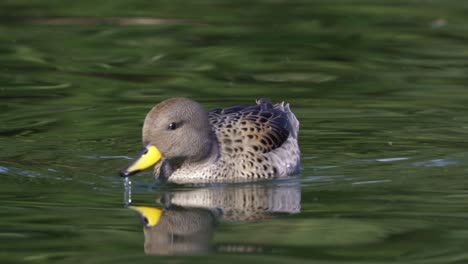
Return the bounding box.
[120,97,215,177]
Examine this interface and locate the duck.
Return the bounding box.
[120,97,300,184]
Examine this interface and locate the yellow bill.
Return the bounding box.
[129,206,163,227]
[120,145,162,177]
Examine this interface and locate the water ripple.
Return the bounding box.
[413,159,458,167]
[352,180,392,185]
[376,157,410,162]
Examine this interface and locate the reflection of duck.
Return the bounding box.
[129,181,301,255]
[162,182,300,221]
[120,98,300,184]
[130,206,219,256]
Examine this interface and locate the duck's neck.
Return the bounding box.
[202,133,220,163]
[188,131,220,165]
[167,132,220,172]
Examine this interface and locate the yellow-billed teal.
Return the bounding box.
[120,97,300,184]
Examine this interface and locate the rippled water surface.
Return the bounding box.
[1,1,468,263]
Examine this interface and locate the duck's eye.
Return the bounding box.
[168,122,177,130]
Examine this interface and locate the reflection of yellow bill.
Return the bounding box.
[120,145,162,177]
[129,206,163,227]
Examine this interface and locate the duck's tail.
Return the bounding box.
[256,98,301,176]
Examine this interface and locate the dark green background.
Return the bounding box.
[1,1,468,263]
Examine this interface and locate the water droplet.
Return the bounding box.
[123,177,132,207]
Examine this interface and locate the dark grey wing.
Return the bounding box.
[208,98,291,155]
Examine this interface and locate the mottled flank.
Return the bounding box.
[205,98,300,180]
[147,98,300,184]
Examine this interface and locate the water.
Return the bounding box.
[1,0,468,263]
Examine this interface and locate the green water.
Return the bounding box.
[1,0,468,263]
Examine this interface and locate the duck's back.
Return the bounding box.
[207,98,300,181]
